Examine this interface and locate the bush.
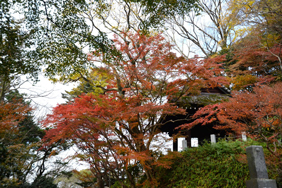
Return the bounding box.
[155,139,277,188]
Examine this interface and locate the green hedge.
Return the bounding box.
[155,140,277,188]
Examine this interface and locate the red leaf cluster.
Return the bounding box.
[0,100,32,144]
[43,31,226,186]
[184,82,282,157]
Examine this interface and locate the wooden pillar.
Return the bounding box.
[173,138,178,151]
[185,130,191,148]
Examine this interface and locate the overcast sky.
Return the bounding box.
[19,73,76,120]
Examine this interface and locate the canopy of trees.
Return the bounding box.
[1,0,282,187]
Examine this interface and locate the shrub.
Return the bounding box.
[155,139,278,188]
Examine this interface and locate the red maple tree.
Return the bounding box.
[181,83,282,170]
[0,99,33,186]
[42,31,225,187]
[227,28,282,78]
[0,100,31,142]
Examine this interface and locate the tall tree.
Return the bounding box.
[223,0,282,78]
[166,0,243,57]
[0,98,32,187]
[0,0,39,101]
[42,31,224,187]
[11,0,198,83]
[0,90,69,187]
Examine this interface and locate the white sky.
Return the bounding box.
[19,73,76,120]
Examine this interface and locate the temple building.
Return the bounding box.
[160,87,230,151]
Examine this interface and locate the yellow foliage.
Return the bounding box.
[228,74,258,90]
[65,68,112,99]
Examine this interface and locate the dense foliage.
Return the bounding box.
[42,31,225,187]
[0,92,47,187]
[1,0,282,187]
[155,140,279,188]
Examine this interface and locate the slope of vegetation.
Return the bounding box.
[155,140,279,188]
